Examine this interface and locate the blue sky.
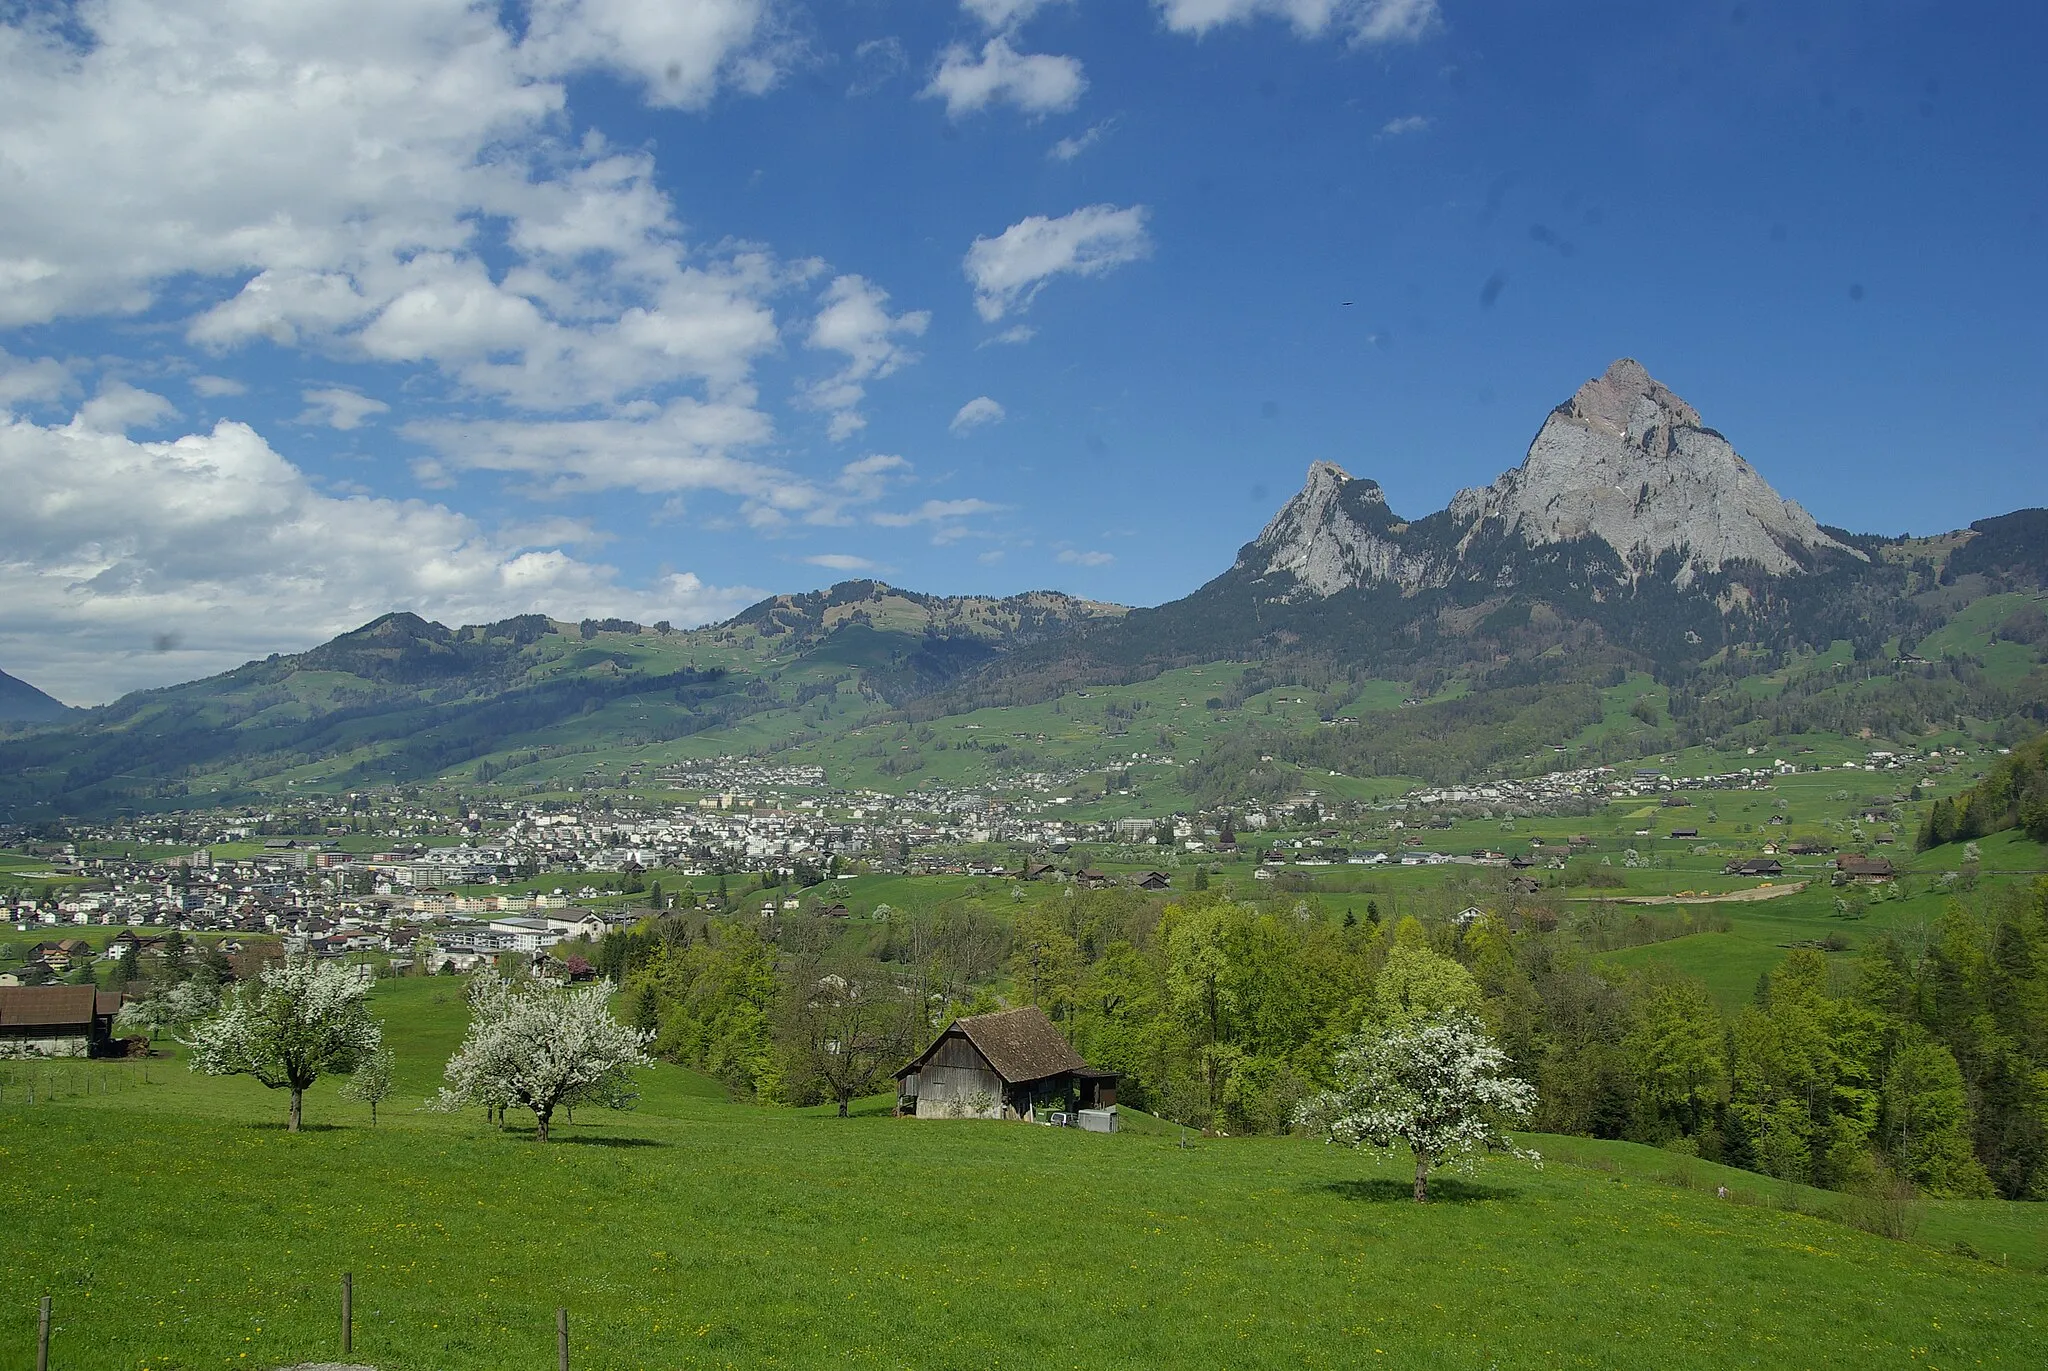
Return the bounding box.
[1,0,2042,702]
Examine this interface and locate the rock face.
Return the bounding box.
[1242,462,1443,596]
[1242,359,1858,599]
[1447,359,1855,583]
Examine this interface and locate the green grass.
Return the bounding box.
[1,978,2043,1369]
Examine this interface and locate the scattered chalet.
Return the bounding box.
[895,1006,1117,1127]
[0,985,123,1058]
[1724,857,1784,877]
[1837,854,1898,883]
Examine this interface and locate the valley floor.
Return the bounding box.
[1,982,2042,1371]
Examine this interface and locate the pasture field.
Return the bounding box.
[2,979,2044,1371]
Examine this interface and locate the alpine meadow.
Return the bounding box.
[3,1,2046,1368]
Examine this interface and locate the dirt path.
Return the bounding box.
[1569,880,1809,907]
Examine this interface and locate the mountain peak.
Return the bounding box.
[1240,462,1430,598]
[1451,359,1857,582]
[1567,358,1703,444]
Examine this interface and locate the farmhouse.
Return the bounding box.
[895,1006,1118,1127]
[1724,857,1784,877]
[1837,854,1897,883]
[0,985,122,1058]
[1133,871,1172,891]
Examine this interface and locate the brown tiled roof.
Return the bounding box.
[956,1006,1088,1084]
[0,985,98,1029]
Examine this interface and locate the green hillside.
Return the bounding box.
[1,979,2041,1370]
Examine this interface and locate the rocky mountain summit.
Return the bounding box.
[1448,359,1856,582]
[1240,359,1859,600]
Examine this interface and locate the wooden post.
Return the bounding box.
[556,1306,570,1371]
[36,1296,50,1371]
[341,1272,353,1355]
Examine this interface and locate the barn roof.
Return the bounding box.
[0,985,100,1029]
[897,1005,1090,1085]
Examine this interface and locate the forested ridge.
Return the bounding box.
[1921,733,2048,849]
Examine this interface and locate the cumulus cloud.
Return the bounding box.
[1379,113,1431,136]
[1154,0,1439,43]
[0,2,796,416]
[950,397,1006,435]
[76,382,178,434]
[520,0,784,109]
[835,453,914,502]
[871,498,1005,528]
[189,375,247,398]
[924,38,1086,118]
[0,410,755,702]
[965,205,1151,321]
[801,275,929,441]
[1057,548,1114,566]
[0,350,74,408]
[298,387,391,431]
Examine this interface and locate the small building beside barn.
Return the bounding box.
[0,985,123,1058]
[895,1006,1117,1129]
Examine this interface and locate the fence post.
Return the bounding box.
[341,1272,352,1355]
[557,1306,569,1371]
[36,1296,50,1371]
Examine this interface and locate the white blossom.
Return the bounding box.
[183,960,382,1132]
[1298,1011,1538,1201]
[431,970,652,1142]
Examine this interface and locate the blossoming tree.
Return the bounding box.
[1298,1011,1538,1202]
[434,970,652,1142]
[183,960,382,1132]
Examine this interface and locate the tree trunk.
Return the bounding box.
[536,1107,552,1143]
[1413,1152,1429,1203]
[290,1088,303,1133]
[838,1094,849,1118]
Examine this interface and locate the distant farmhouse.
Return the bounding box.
[896,1006,1118,1129]
[0,985,123,1058]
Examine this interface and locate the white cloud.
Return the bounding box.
[0,410,755,702]
[298,387,392,431]
[1155,0,1439,44]
[950,396,1006,435]
[847,37,908,96]
[924,38,1086,118]
[963,0,1071,28]
[980,325,1038,347]
[872,498,1005,527]
[1379,113,1431,136]
[801,275,929,440]
[76,382,178,435]
[0,350,74,408]
[520,0,783,110]
[965,204,1151,321]
[1049,119,1114,161]
[189,375,247,398]
[803,553,882,573]
[836,453,914,502]
[1057,548,1114,566]
[0,1,796,418]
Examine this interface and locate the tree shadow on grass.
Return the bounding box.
[1315,1177,1523,1205]
[552,1133,669,1148]
[247,1122,345,1133]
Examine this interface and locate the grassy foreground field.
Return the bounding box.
[2,981,2043,1370]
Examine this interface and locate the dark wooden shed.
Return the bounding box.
[895,1006,1117,1122]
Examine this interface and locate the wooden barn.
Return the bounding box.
[895,1006,1117,1125]
[0,985,122,1058]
